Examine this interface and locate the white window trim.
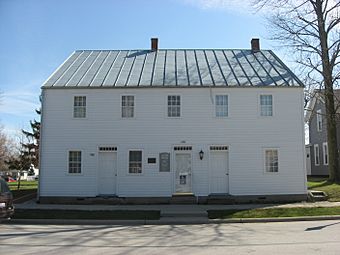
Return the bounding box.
[314,144,320,166]
[166,94,182,118]
[67,149,83,175]
[259,94,274,117]
[121,94,136,119]
[323,142,328,166]
[316,109,322,132]
[263,148,279,174]
[127,149,143,175]
[214,94,229,118]
[72,95,87,119]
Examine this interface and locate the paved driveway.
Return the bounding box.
[1,220,340,254]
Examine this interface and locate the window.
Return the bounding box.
[168,95,181,117]
[260,95,273,116]
[73,96,86,118]
[265,149,278,173]
[122,95,134,118]
[314,144,320,166]
[317,109,322,132]
[68,151,81,174]
[323,142,328,165]
[215,95,228,117]
[129,150,142,174]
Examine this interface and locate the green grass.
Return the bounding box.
[7,181,38,200]
[208,206,340,219]
[8,180,38,190]
[307,177,340,202]
[13,209,160,220]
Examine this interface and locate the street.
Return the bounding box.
[1,220,340,254]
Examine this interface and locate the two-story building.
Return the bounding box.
[38,38,307,203]
[305,90,340,176]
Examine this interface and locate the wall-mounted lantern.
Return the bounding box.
[199,150,204,160]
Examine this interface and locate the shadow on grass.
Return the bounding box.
[309,181,334,189]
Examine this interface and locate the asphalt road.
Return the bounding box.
[1,220,340,254]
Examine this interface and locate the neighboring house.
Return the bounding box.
[305,90,340,176]
[39,38,307,203]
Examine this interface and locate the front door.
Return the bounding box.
[175,153,192,193]
[210,150,229,194]
[98,152,117,195]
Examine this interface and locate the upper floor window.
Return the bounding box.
[264,149,278,173]
[215,95,228,117]
[73,96,86,118]
[122,95,134,118]
[260,95,273,116]
[314,144,320,166]
[69,151,81,174]
[129,150,142,174]
[168,95,181,117]
[316,109,322,132]
[323,142,328,165]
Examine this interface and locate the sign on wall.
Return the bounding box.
[159,152,170,172]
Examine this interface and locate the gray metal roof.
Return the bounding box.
[43,49,303,88]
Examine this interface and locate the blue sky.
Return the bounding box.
[0,0,283,136]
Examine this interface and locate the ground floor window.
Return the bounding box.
[323,142,328,165]
[314,144,320,166]
[264,149,278,173]
[129,150,142,174]
[69,151,81,174]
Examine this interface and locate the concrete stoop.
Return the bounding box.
[160,209,208,223]
[206,194,236,204]
[308,190,328,202]
[170,194,197,204]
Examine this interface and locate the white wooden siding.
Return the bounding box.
[40,87,306,197]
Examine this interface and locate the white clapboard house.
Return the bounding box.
[38,38,307,203]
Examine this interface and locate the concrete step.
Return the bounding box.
[170,194,197,204]
[161,211,208,218]
[206,194,236,204]
[308,190,328,202]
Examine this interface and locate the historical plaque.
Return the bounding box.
[159,152,170,172]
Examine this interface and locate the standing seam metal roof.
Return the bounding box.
[43,49,303,88]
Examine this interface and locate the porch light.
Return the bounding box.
[199,150,204,160]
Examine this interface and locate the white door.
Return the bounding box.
[175,153,192,193]
[210,151,229,194]
[98,152,117,195]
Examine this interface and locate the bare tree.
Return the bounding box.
[254,0,340,183]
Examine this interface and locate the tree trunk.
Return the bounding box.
[315,0,340,183]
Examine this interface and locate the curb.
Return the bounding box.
[209,215,340,224]
[2,215,340,225]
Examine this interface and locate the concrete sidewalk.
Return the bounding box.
[14,200,340,214]
[6,200,340,225]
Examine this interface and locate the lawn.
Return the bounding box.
[13,209,160,220]
[307,177,340,202]
[8,181,38,200]
[208,206,340,219]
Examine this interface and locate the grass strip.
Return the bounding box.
[13,209,160,220]
[208,206,340,219]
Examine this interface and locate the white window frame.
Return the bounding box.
[314,144,320,166]
[167,95,181,118]
[128,150,143,174]
[264,148,279,173]
[68,150,82,174]
[316,109,322,132]
[323,142,328,165]
[121,95,135,118]
[260,94,273,117]
[73,96,86,118]
[215,95,228,117]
